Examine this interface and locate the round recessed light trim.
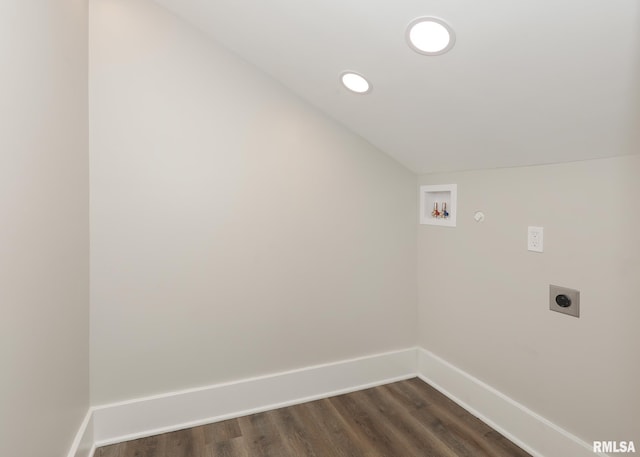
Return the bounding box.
[406,17,455,56]
[340,71,372,94]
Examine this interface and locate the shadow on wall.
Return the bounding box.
[631,6,640,151]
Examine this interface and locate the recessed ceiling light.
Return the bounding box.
[341,72,371,94]
[406,17,455,56]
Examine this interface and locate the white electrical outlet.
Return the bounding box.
[528,226,544,252]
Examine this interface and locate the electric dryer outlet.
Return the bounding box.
[549,285,580,318]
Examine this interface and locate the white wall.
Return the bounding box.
[418,155,640,445]
[0,1,90,457]
[89,0,417,405]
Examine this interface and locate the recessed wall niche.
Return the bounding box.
[419,184,457,227]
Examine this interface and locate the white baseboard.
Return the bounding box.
[66,409,94,457]
[66,347,607,457]
[417,348,603,457]
[92,348,417,447]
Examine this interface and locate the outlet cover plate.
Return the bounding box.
[528,226,544,252]
[549,284,580,318]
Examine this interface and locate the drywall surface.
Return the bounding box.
[418,155,640,445]
[90,0,417,405]
[0,1,90,457]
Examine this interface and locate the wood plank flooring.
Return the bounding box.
[95,378,531,457]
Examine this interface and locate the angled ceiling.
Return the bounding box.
[152,0,640,173]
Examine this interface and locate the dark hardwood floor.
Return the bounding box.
[95,378,531,457]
